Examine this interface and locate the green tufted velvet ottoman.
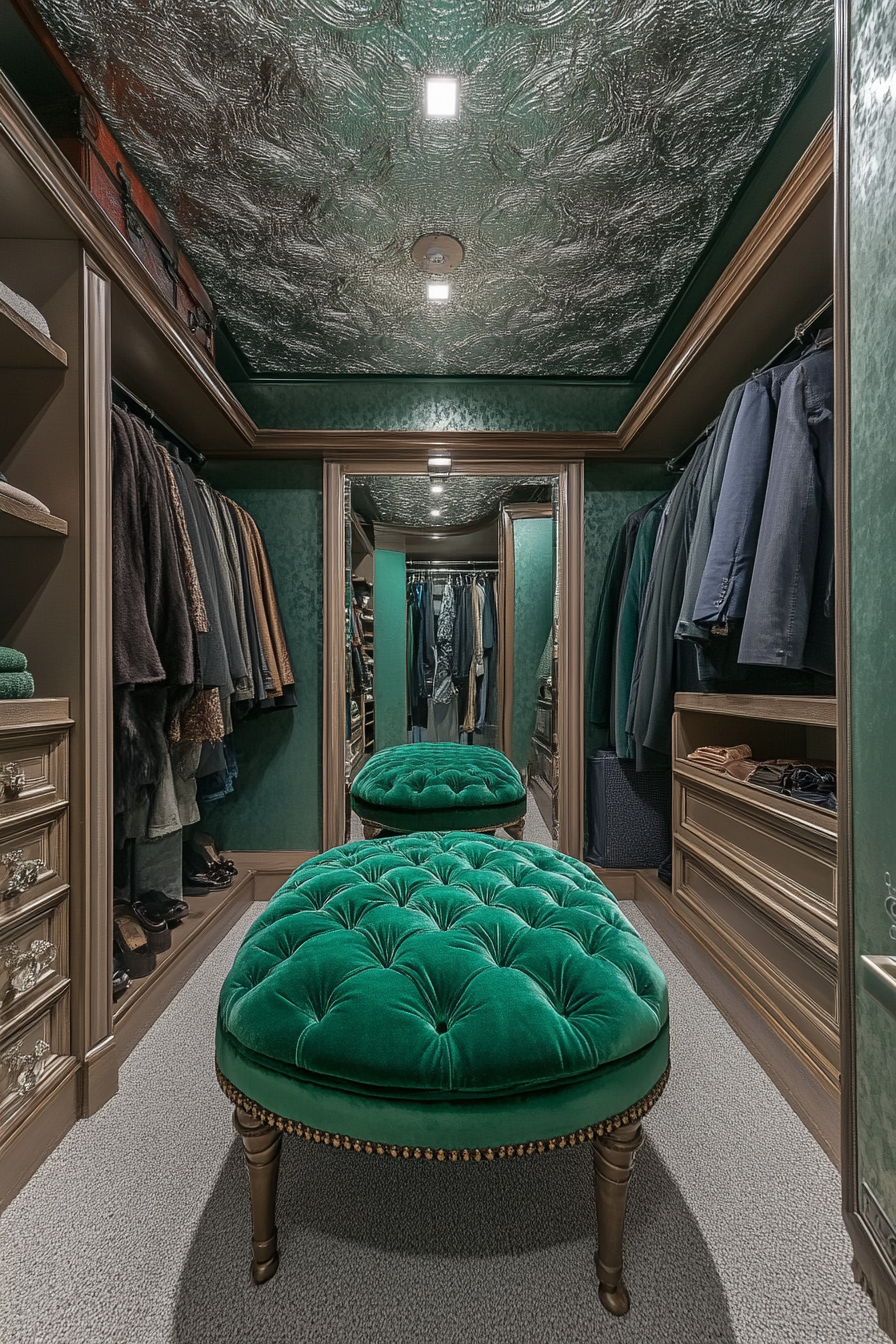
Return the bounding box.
[350,742,528,839]
[216,833,669,1315]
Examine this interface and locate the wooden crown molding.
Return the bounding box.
[0,68,832,464]
[616,115,834,453]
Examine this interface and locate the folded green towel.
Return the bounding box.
[0,646,27,673]
[0,671,34,699]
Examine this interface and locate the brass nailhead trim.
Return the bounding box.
[215,1062,670,1161]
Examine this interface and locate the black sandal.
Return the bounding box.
[113,904,157,979]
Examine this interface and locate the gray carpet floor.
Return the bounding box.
[0,903,885,1344]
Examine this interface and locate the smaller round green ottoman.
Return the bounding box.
[351,742,528,839]
[216,834,669,1315]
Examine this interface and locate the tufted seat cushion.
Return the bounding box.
[350,743,527,833]
[216,834,669,1151]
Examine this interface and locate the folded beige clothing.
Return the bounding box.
[725,759,759,781]
[0,480,50,514]
[688,743,752,772]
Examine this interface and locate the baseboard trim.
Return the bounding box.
[223,850,316,900]
[587,866,639,900]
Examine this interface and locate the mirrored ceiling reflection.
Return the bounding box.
[351,475,553,529]
[32,0,831,377]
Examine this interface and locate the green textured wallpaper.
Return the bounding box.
[511,517,554,774]
[849,0,896,1245]
[233,378,640,434]
[198,459,323,851]
[583,461,669,760]
[374,548,408,750]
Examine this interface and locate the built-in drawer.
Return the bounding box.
[0,807,68,925]
[0,987,72,1137]
[0,898,67,1027]
[0,726,68,823]
[676,771,837,918]
[674,843,839,1087]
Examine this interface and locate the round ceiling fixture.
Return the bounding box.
[411,234,465,274]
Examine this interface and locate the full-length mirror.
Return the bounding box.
[343,473,559,846]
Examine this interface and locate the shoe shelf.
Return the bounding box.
[0,493,68,537]
[112,871,255,1060]
[0,294,67,370]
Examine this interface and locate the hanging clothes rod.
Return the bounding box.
[664,293,834,476]
[111,377,206,470]
[407,560,498,570]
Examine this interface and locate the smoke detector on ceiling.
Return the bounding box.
[412,234,465,274]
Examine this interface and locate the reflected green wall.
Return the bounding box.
[511,517,554,775]
[197,460,323,851]
[583,461,669,760]
[374,548,408,750]
[232,378,639,433]
[849,0,896,1248]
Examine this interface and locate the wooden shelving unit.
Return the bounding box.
[663,693,839,1096]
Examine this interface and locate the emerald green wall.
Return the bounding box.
[232,378,639,434]
[374,548,407,750]
[197,460,323,851]
[848,0,896,1251]
[583,461,669,760]
[511,517,554,775]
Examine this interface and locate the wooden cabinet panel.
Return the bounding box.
[676,845,839,1087]
[0,726,69,823]
[0,808,68,926]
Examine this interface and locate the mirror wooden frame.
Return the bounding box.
[322,458,584,857]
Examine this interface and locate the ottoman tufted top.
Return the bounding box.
[351,743,526,832]
[217,835,668,1149]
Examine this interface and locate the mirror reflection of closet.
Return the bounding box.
[344,473,558,846]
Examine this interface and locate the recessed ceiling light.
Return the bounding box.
[430,508,441,517]
[430,482,444,494]
[427,281,450,303]
[426,76,458,118]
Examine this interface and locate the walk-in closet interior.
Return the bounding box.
[1,0,896,1339]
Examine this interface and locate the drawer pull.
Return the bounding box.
[0,1038,50,1102]
[0,763,25,798]
[0,938,57,995]
[0,851,48,899]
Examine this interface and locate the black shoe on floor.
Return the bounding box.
[139,888,189,926]
[182,858,232,896]
[128,898,172,953]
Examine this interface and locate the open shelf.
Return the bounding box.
[0,493,67,537]
[674,692,836,728]
[0,294,67,369]
[112,871,255,1058]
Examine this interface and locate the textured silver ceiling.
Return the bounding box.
[352,474,552,527]
[33,0,831,376]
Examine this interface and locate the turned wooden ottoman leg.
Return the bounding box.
[591,1120,644,1315]
[504,816,526,840]
[234,1107,282,1285]
[362,821,382,840]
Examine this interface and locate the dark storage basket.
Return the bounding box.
[586,751,672,868]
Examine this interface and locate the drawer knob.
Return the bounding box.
[0,1038,50,1101]
[1,938,57,995]
[0,762,25,798]
[0,850,48,898]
